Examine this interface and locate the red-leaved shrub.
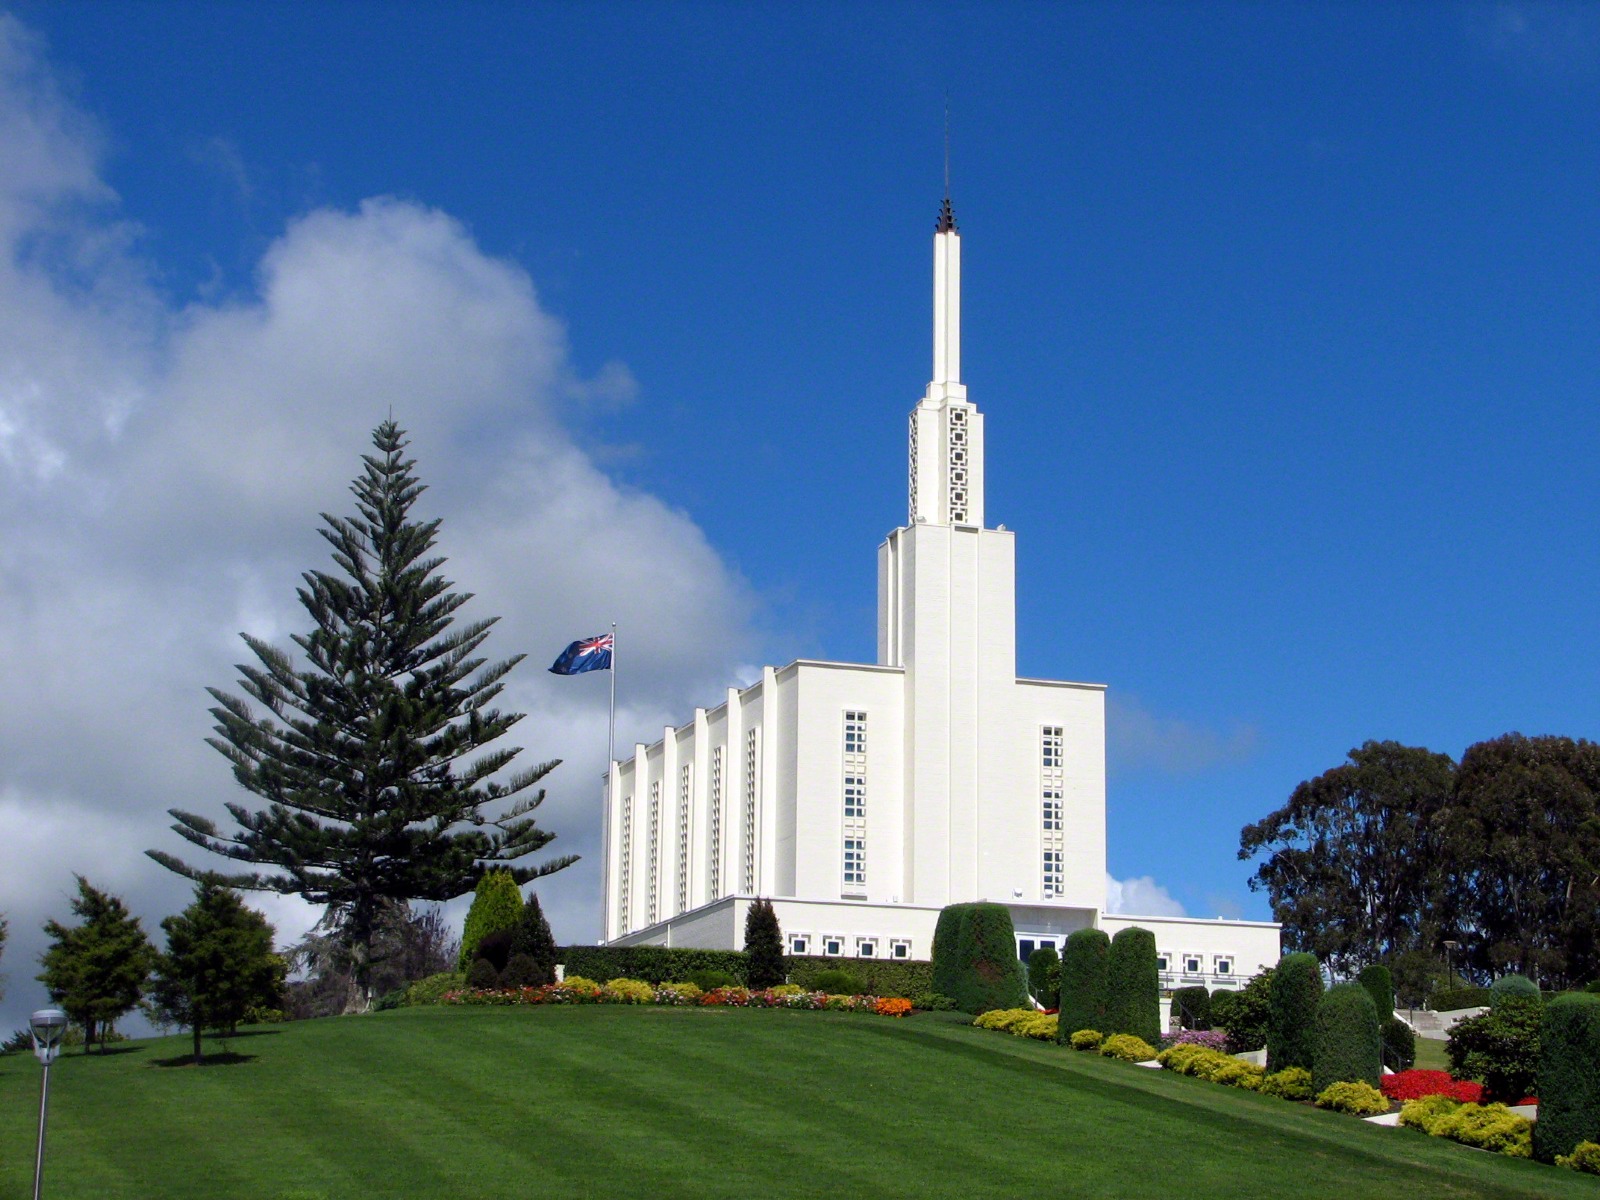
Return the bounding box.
[1381,1069,1483,1103]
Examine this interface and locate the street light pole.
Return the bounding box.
[30,1008,67,1200]
[1442,940,1460,992]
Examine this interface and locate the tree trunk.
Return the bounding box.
[192,1024,203,1066]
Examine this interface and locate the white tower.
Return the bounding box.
[877,199,1022,907]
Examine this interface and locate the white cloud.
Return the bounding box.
[1107,694,1258,776]
[1105,873,1187,918]
[0,18,758,1033]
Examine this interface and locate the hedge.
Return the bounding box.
[1268,952,1323,1073]
[785,956,933,999]
[1057,929,1110,1042]
[1357,964,1394,1023]
[1312,982,1381,1094]
[558,945,749,985]
[1105,927,1160,1046]
[932,902,1028,1015]
[1430,985,1492,1012]
[1534,992,1600,1164]
[1171,985,1211,1031]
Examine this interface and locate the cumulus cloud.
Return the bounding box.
[0,17,758,1032]
[1105,874,1187,918]
[1107,694,1258,776]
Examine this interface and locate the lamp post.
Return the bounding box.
[29,1008,67,1200]
[1442,940,1460,992]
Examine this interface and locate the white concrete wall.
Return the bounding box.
[1101,913,1281,991]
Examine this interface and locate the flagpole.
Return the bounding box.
[607,621,617,772]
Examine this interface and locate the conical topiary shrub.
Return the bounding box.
[1057,928,1110,1042]
[1534,992,1600,1163]
[1311,982,1381,1093]
[1104,927,1160,1046]
[1268,952,1324,1073]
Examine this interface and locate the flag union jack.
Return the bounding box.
[550,632,614,675]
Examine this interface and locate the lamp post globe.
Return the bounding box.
[30,1007,68,1200]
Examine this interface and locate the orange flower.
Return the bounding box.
[874,997,913,1017]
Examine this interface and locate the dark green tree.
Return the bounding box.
[1385,948,1446,1009]
[459,869,525,969]
[1266,952,1323,1073]
[1057,929,1110,1040]
[1240,741,1455,974]
[38,877,154,1052]
[1026,945,1059,1006]
[744,898,784,989]
[1171,985,1211,1030]
[512,891,558,986]
[930,905,966,1001]
[1104,927,1160,1045]
[150,879,282,1065]
[1311,983,1381,1093]
[1356,963,1394,1023]
[943,903,1027,1015]
[1534,993,1600,1163]
[1446,995,1543,1102]
[150,422,575,1010]
[1211,969,1274,1053]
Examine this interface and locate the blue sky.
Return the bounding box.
[2,3,1599,1024]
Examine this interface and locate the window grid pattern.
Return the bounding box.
[742,730,758,893]
[842,711,867,894]
[676,764,691,916]
[646,780,660,925]
[1042,726,1065,897]
[907,412,919,522]
[948,405,969,523]
[708,747,724,900]
[618,795,633,934]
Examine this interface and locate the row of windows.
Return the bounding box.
[708,748,723,899]
[842,711,867,897]
[1157,953,1234,977]
[676,764,691,916]
[788,933,913,960]
[1041,726,1065,899]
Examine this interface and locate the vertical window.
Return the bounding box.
[948,405,969,523]
[789,933,811,955]
[743,729,758,893]
[842,711,867,895]
[708,747,723,901]
[618,794,633,935]
[908,412,920,522]
[1041,726,1065,898]
[676,763,691,915]
[647,780,660,925]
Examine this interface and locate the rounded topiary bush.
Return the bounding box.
[1534,992,1600,1164]
[1171,985,1211,1031]
[1382,1016,1417,1071]
[465,957,500,990]
[1357,964,1395,1023]
[1312,982,1381,1094]
[1491,974,1539,1007]
[688,969,740,992]
[1105,927,1160,1046]
[811,968,866,996]
[930,904,967,1000]
[945,903,1028,1015]
[1268,952,1324,1073]
[1057,928,1110,1044]
[1027,945,1060,1006]
[474,928,515,973]
[500,953,541,988]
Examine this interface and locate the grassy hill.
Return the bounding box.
[0,1006,1586,1199]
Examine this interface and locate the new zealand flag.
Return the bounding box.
[549,632,614,675]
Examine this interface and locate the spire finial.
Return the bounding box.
[937,97,957,233]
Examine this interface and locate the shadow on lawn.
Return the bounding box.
[151,1051,258,1068]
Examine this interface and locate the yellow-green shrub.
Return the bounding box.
[1556,1141,1600,1174]
[973,1008,1033,1031]
[1259,1066,1314,1101]
[1069,1029,1103,1051]
[1210,1060,1265,1090]
[1399,1094,1459,1134]
[1100,1033,1158,1062]
[602,978,654,1004]
[768,983,803,996]
[1313,1081,1389,1116]
[1157,1044,1231,1076]
[560,975,602,997]
[1012,1013,1059,1041]
[1431,1104,1532,1158]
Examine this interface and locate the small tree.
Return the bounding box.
[1267,952,1323,1072]
[150,879,281,1065]
[460,869,524,969]
[1171,985,1211,1031]
[1212,969,1274,1053]
[1027,945,1059,1006]
[744,898,784,988]
[1057,929,1110,1041]
[38,877,153,1052]
[1104,927,1160,1044]
[1534,993,1600,1163]
[944,903,1027,1015]
[1311,982,1382,1093]
[1357,963,1394,1023]
[512,891,558,986]
[1447,994,1543,1102]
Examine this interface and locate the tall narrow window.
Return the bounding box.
[676,763,691,915]
[708,747,724,900]
[1041,726,1065,898]
[842,710,867,896]
[647,780,660,925]
[618,794,633,934]
[742,729,758,893]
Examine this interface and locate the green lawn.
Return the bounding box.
[0,1006,1587,1199]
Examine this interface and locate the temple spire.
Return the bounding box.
[932,201,961,385]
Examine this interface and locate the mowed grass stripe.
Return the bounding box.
[0,1006,1590,1199]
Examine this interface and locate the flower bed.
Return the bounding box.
[1381,1069,1483,1104]
[1159,1029,1230,1052]
[440,977,913,1016]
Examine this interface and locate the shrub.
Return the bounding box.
[474,928,515,973]
[1381,1016,1416,1072]
[1211,1059,1265,1090]
[559,976,601,997]
[404,971,465,1006]
[1027,945,1060,1006]
[768,983,803,996]
[459,869,523,970]
[974,1008,1034,1031]
[1399,1093,1462,1134]
[1160,1029,1229,1052]
[1587,981,1600,995]
[654,982,703,1005]
[1357,964,1394,1023]
[511,892,558,986]
[465,958,499,990]
[687,969,741,992]
[743,898,785,990]
[912,992,956,1011]
[930,905,966,1000]
[1429,985,1492,1012]
[1556,1141,1600,1174]
[1104,927,1159,1045]
[1447,995,1541,1102]
[1382,1069,1482,1104]
[602,978,655,1004]
[811,968,866,996]
[1171,985,1211,1031]
[1212,969,1272,1053]
[1012,1013,1059,1041]
[1057,929,1110,1043]
[1157,1043,1226,1075]
[1534,992,1600,1164]
[557,945,749,987]
[940,903,1029,1015]
[1267,953,1323,1073]
[1432,1103,1532,1157]
[1313,1081,1389,1117]
[1312,983,1381,1094]
[1099,1033,1157,1062]
[1491,974,1539,1007]
[786,956,932,999]
[500,954,541,988]
[1069,1029,1103,1051]
[1259,1066,1314,1101]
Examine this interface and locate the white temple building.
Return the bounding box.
[600,199,1280,991]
